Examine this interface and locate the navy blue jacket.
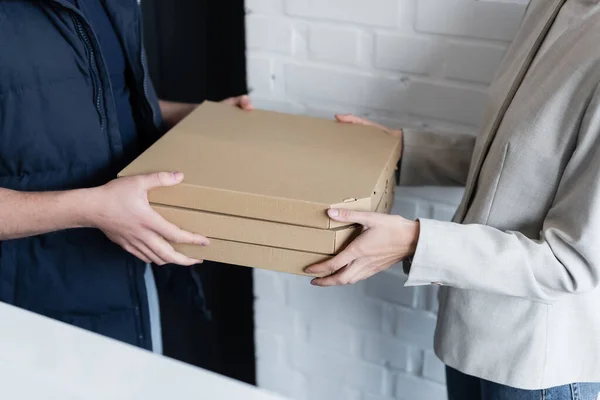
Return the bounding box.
[0,0,165,349]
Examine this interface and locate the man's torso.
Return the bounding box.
[0,0,162,348]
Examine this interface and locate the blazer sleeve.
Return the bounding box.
[398,129,476,187]
[405,86,600,303]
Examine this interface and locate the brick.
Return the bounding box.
[363,76,409,113]
[396,0,418,32]
[357,31,375,69]
[246,0,284,15]
[307,318,358,354]
[309,24,360,66]
[246,15,293,54]
[253,269,285,303]
[247,57,273,95]
[405,80,487,126]
[432,204,456,222]
[284,64,407,113]
[287,278,384,330]
[286,0,399,27]
[285,64,408,113]
[395,373,447,400]
[256,360,307,399]
[337,296,385,331]
[391,197,419,220]
[375,34,438,75]
[423,351,447,384]
[443,41,507,84]
[364,395,396,400]
[255,330,285,364]
[416,0,527,42]
[366,271,415,307]
[426,286,440,314]
[362,332,412,371]
[290,341,386,394]
[254,299,298,338]
[285,63,365,105]
[291,21,309,60]
[414,287,429,311]
[417,204,435,220]
[394,307,437,349]
[287,275,363,312]
[308,376,362,400]
[407,348,424,376]
[382,303,396,336]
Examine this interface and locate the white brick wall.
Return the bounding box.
[246,1,528,399]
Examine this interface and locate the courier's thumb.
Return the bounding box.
[143,171,184,190]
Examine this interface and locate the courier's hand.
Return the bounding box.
[335,114,403,138]
[86,172,209,266]
[159,95,253,129]
[305,209,419,286]
[221,94,254,111]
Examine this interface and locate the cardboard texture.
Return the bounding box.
[152,165,396,255]
[119,101,402,229]
[153,205,359,255]
[173,178,396,276]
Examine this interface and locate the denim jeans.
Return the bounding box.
[447,367,600,400]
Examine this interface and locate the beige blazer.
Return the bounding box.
[401,0,600,389]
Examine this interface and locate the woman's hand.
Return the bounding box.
[305,208,419,287]
[335,114,403,138]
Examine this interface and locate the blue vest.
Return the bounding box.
[0,0,164,349]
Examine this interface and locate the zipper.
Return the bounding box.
[64,3,145,346]
[140,46,159,129]
[133,8,161,135]
[71,15,106,132]
[53,1,146,346]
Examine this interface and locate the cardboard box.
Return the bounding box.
[119,101,402,229]
[153,205,360,255]
[172,182,396,276]
[151,166,396,255]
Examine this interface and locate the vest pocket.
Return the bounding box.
[50,308,140,348]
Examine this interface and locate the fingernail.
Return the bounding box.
[202,239,210,246]
[328,209,339,217]
[172,171,183,181]
[305,268,314,274]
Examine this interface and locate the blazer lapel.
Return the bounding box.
[455,0,568,222]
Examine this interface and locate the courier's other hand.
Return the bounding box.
[87,172,209,266]
[335,114,403,138]
[222,94,254,111]
[305,209,419,287]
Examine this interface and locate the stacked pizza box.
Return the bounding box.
[119,102,401,276]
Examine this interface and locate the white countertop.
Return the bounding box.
[0,303,286,400]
